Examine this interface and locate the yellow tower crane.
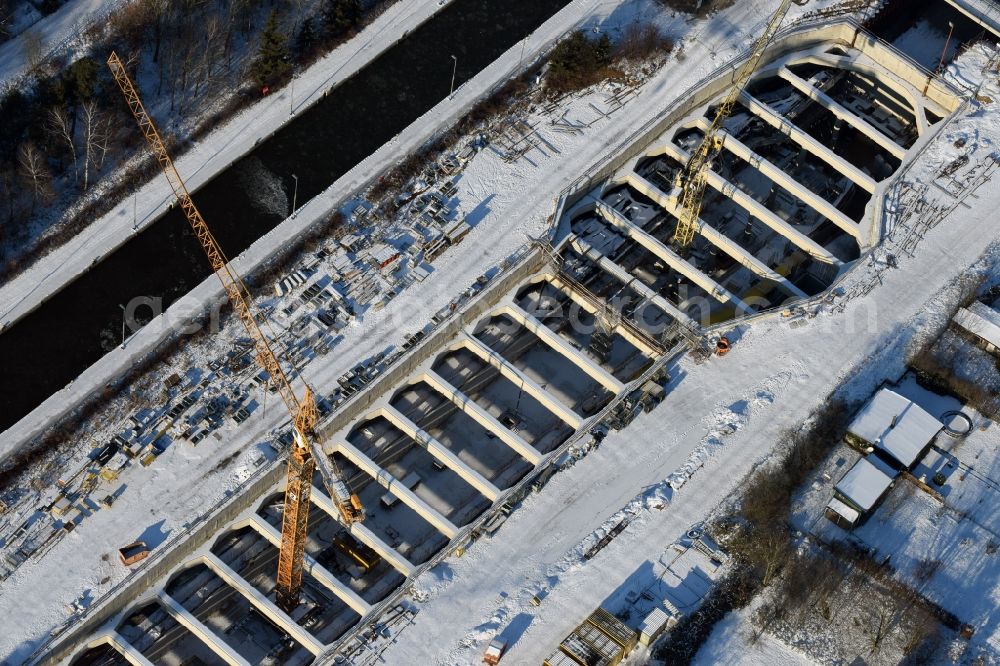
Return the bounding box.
[107,52,364,612]
[673,0,794,247]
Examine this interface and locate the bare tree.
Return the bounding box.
[289,0,309,35]
[0,164,17,231]
[198,15,223,94]
[750,527,790,587]
[80,101,104,191]
[47,106,78,183]
[22,29,44,72]
[868,605,893,655]
[92,111,112,171]
[17,142,52,210]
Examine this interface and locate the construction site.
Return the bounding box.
[3,0,1000,664]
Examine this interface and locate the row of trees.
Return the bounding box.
[544,25,674,94]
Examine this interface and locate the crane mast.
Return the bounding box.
[107,52,363,612]
[673,0,793,247]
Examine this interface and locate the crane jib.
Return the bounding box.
[107,51,363,612]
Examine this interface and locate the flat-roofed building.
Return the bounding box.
[846,388,942,470]
[826,455,897,528]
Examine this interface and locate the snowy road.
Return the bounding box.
[0,0,126,91]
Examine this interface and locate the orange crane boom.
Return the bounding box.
[106,51,363,611]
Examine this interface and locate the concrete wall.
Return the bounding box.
[37,462,286,665]
[553,19,962,222]
[317,248,550,443]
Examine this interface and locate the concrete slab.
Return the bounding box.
[156,591,251,666]
[740,90,878,193]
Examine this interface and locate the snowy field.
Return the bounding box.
[690,603,814,666]
[3,0,1000,663]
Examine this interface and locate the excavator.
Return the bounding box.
[107,52,363,612]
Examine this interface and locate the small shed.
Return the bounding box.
[953,301,1000,353]
[638,607,673,646]
[829,455,896,527]
[50,496,73,518]
[846,389,942,470]
[825,497,860,529]
[483,638,506,665]
[118,541,151,566]
[339,233,366,253]
[370,243,401,270]
[444,219,471,244]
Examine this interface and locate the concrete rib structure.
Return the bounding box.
[308,485,417,577]
[415,370,539,470]
[156,591,252,666]
[241,516,372,616]
[332,439,461,540]
[378,401,503,502]
[594,198,751,311]
[688,119,859,243]
[201,552,326,656]
[455,334,586,430]
[739,90,878,192]
[494,302,627,393]
[777,65,907,159]
[54,25,964,666]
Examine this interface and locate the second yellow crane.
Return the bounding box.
[673,0,794,247]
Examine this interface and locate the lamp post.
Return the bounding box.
[449,54,458,97]
[937,21,955,73]
[118,304,127,349]
[290,75,295,116]
[291,173,299,217]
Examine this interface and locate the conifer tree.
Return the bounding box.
[252,10,291,89]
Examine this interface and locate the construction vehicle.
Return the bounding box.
[106,52,364,611]
[483,638,507,665]
[672,0,794,247]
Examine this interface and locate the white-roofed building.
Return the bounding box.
[827,455,897,528]
[953,300,1000,354]
[846,388,942,470]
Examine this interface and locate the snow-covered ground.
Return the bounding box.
[691,603,814,666]
[0,0,127,91]
[5,0,999,663]
[371,42,1000,666]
